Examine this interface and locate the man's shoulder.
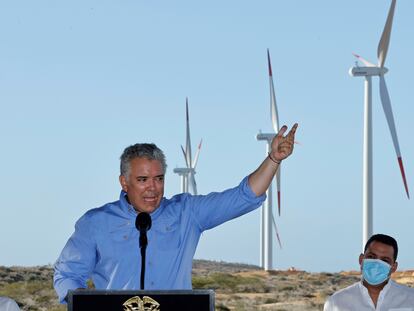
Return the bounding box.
[324,282,361,310]
[390,279,414,294]
[159,193,192,217]
[167,192,191,205]
[78,199,122,222]
[329,281,360,300]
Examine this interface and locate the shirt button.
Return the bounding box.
[148,261,152,266]
[151,282,154,286]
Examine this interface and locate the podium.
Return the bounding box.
[67,289,215,311]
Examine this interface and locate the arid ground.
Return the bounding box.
[1,260,413,311]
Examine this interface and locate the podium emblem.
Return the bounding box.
[123,296,160,311]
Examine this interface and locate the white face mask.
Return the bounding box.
[362,259,392,286]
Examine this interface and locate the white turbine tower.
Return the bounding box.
[173,98,202,195]
[256,49,282,271]
[349,0,409,250]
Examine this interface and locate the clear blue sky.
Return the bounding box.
[0,0,413,273]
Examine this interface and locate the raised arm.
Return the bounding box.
[248,123,298,196]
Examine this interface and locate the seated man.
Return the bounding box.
[53,124,298,303]
[324,233,414,310]
[0,297,21,311]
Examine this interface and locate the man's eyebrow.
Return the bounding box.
[365,251,393,261]
[365,251,378,258]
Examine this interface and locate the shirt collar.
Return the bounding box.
[358,278,393,306]
[119,190,138,216]
[359,277,393,291]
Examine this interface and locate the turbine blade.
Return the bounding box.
[193,139,203,169]
[276,167,281,216]
[377,0,396,67]
[180,145,189,168]
[398,158,410,199]
[185,98,193,167]
[268,49,282,214]
[267,49,279,133]
[271,212,282,249]
[379,75,410,198]
[352,53,376,67]
[189,172,197,195]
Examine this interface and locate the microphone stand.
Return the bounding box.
[136,212,151,290]
[139,231,148,290]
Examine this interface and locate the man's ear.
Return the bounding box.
[119,175,128,192]
[391,261,398,274]
[359,253,364,268]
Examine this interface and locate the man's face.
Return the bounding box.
[359,240,398,277]
[119,157,165,213]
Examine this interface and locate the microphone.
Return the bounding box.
[135,212,152,248]
[135,212,152,290]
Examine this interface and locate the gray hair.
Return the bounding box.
[120,143,167,178]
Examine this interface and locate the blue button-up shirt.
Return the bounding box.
[53,176,265,303]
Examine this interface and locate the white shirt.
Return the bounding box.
[0,297,20,311]
[324,280,414,311]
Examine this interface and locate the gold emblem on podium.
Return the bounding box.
[123,296,160,311]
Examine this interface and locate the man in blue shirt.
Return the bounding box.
[54,123,298,303]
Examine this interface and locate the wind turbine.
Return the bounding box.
[349,0,409,250]
[256,49,282,271]
[173,98,202,195]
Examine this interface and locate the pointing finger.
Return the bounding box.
[288,123,298,138]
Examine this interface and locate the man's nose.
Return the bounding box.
[147,178,156,189]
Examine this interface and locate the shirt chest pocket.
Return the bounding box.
[150,218,181,252]
[109,227,136,243]
[96,224,137,259]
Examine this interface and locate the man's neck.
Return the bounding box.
[363,279,389,307]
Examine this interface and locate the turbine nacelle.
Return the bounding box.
[256,133,275,142]
[349,66,388,77]
[173,167,194,176]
